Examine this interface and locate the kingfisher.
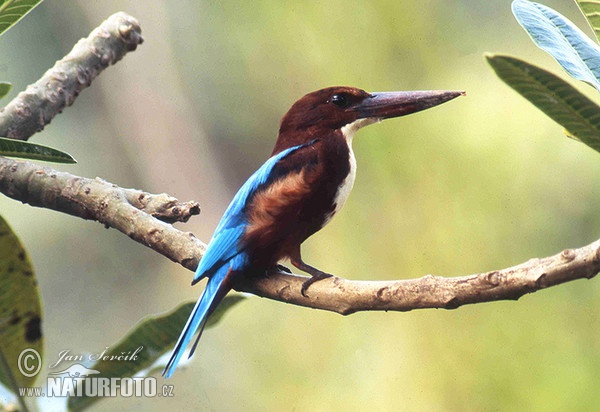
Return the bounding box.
[163,86,463,377]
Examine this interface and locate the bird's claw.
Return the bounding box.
[301,273,333,297]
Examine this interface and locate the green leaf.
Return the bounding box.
[0,82,11,99]
[67,295,245,411]
[0,214,43,399]
[486,53,600,153]
[0,137,76,163]
[0,0,44,37]
[576,0,600,44]
[512,0,600,91]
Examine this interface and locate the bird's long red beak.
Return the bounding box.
[355,90,465,119]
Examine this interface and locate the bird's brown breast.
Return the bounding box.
[242,136,351,266]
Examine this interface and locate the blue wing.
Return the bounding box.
[192,140,316,283]
[163,140,317,378]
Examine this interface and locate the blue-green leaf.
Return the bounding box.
[512,0,600,91]
[0,137,76,163]
[0,0,44,37]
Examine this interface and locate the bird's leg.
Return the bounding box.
[290,246,333,297]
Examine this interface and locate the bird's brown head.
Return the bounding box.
[273,86,464,154]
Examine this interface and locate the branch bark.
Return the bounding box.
[237,242,600,314]
[1,11,598,316]
[0,156,204,270]
[1,155,599,315]
[0,12,143,140]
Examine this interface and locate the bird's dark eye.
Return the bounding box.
[330,93,349,108]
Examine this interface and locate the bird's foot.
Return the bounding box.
[301,272,333,297]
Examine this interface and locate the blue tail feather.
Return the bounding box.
[163,266,233,378]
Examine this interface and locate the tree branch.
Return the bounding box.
[0,156,203,270]
[1,155,599,315]
[237,242,600,314]
[0,12,143,140]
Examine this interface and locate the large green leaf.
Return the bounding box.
[512,0,600,91]
[0,214,43,400]
[576,0,600,44]
[68,295,245,411]
[0,0,44,37]
[487,53,600,153]
[0,137,76,163]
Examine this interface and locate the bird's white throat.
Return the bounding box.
[324,118,377,225]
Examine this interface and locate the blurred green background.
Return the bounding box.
[2,0,600,410]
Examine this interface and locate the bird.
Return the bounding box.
[163,86,463,377]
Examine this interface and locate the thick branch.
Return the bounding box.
[237,243,600,314]
[0,12,143,140]
[1,155,599,315]
[0,156,203,270]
